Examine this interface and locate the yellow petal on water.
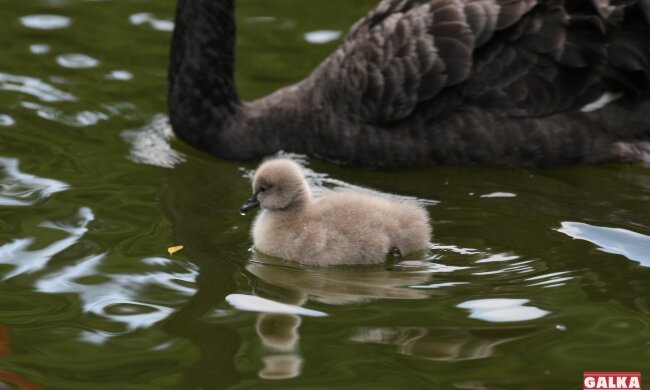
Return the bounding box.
[168,245,184,255]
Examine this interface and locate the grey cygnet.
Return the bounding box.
[240,159,431,266]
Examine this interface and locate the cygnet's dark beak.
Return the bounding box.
[240,194,260,214]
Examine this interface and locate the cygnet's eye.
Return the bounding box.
[259,186,266,193]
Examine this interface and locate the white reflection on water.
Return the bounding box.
[480,192,517,198]
[20,14,71,30]
[0,114,15,126]
[1,207,92,280]
[29,44,50,55]
[21,101,109,127]
[304,30,341,44]
[129,12,174,32]
[36,254,198,339]
[56,53,100,69]
[557,222,650,267]
[0,157,69,206]
[122,114,185,168]
[458,299,550,323]
[0,72,76,102]
[472,260,535,276]
[475,253,519,263]
[410,281,469,289]
[226,294,327,317]
[105,70,133,81]
[429,243,479,255]
[525,271,574,287]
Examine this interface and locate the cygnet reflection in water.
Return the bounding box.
[246,251,437,379]
[247,252,435,305]
[240,158,431,266]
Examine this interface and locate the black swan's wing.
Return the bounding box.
[307,0,650,126]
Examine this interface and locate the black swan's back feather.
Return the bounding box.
[168,0,650,167]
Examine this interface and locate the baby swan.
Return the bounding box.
[240,159,431,266]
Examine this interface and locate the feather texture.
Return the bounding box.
[169,0,650,167]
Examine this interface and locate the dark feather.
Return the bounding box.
[169,0,650,167]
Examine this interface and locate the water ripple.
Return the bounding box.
[557,222,650,266]
[21,101,108,127]
[457,298,550,323]
[122,114,185,168]
[0,114,15,126]
[226,294,327,317]
[0,157,69,207]
[0,72,76,102]
[105,70,133,81]
[56,53,100,69]
[129,12,174,32]
[29,44,50,55]
[475,253,519,263]
[472,260,535,276]
[525,271,574,288]
[19,14,71,30]
[0,207,93,280]
[246,254,445,305]
[350,325,541,362]
[36,254,198,334]
[304,30,341,44]
[480,192,517,198]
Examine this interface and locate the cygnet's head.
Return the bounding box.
[240,159,312,213]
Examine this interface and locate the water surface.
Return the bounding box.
[0,0,649,388]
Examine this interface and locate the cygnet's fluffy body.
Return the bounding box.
[241,159,431,266]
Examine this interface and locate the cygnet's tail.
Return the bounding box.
[394,203,431,255]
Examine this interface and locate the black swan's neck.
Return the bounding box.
[168,0,242,155]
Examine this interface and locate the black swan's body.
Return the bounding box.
[169,0,650,168]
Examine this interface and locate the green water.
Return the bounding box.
[1,0,649,389]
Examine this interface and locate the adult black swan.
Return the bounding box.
[168,0,650,168]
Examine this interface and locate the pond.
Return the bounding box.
[1,0,649,388]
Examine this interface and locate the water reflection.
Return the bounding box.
[0,114,15,126]
[122,115,185,168]
[21,101,108,127]
[557,222,650,267]
[457,299,550,323]
[105,70,133,81]
[247,254,441,304]
[36,254,197,336]
[0,72,75,103]
[303,30,341,44]
[244,252,466,379]
[1,207,92,280]
[159,157,244,389]
[350,325,542,361]
[19,14,71,30]
[226,294,327,317]
[256,312,303,380]
[28,44,50,55]
[161,254,241,390]
[56,53,100,69]
[129,12,174,32]
[0,157,69,206]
